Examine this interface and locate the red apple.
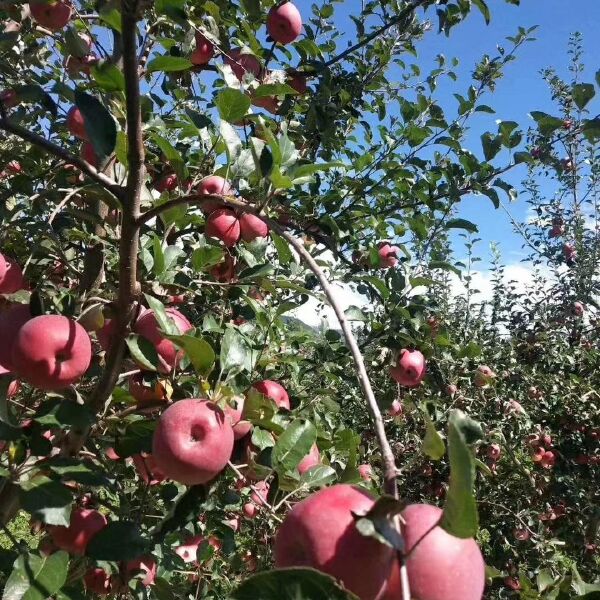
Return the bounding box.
[225,515,240,531]
[209,254,236,282]
[267,2,302,45]
[154,172,178,193]
[298,444,320,475]
[0,89,18,109]
[175,534,204,564]
[152,399,234,485]
[197,175,232,195]
[0,303,31,372]
[191,31,214,65]
[12,315,92,390]
[66,106,87,140]
[84,567,113,596]
[0,253,5,282]
[128,372,170,405]
[473,365,495,388]
[252,93,280,115]
[125,555,156,587]
[446,384,458,397]
[7,379,21,397]
[0,257,26,294]
[30,0,72,30]
[250,479,270,506]
[487,444,501,461]
[205,208,241,247]
[81,141,98,167]
[239,212,269,242]
[389,349,426,387]
[253,379,290,409]
[378,243,400,268]
[573,301,585,317]
[66,53,97,77]
[224,395,252,440]
[274,484,394,600]
[48,508,107,555]
[358,463,373,482]
[387,400,403,417]
[549,224,563,238]
[288,71,308,94]
[133,308,193,373]
[133,453,167,486]
[96,318,116,351]
[382,504,485,600]
[243,502,258,519]
[224,49,262,81]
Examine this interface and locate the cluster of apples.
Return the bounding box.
[527,432,556,470]
[274,484,485,600]
[188,2,306,115]
[39,505,156,594]
[198,175,270,249]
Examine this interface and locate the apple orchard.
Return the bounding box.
[0,0,599,598]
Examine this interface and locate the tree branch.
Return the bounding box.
[62,3,145,455]
[324,0,429,68]
[0,118,122,198]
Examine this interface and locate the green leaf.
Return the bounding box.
[480,132,501,161]
[572,83,595,110]
[34,399,95,429]
[354,496,405,550]
[91,62,125,92]
[445,218,478,233]
[441,410,483,538]
[299,465,336,488]
[152,235,165,275]
[143,294,181,335]
[86,522,148,561]
[231,567,359,600]
[147,55,192,73]
[220,327,252,375]
[191,245,224,271]
[220,120,242,159]
[582,117,600,142]
[166,334,215,376]
[216,88,251,123]
[74,89,117,163]
[422,413,446,460]
[19,477,72,527]
[114,420,156,458]
[3,551,69,600]
[153,485,207,537]
[272,420,316,475]
[270,231,293,265]
[253,83,298,98]
[530,111,564,136]
[126,335,159,371]
[99,6,122,32]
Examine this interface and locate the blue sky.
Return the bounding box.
[413,0,600,267]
